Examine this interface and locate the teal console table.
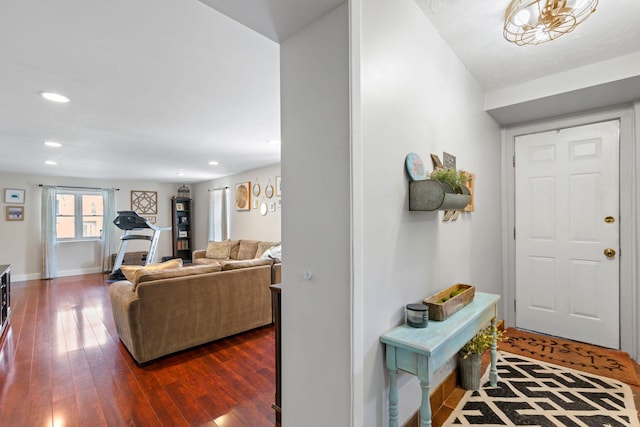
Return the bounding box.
[380,292,501,427]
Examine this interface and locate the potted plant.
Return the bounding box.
[458,326,506,390]
[429,168,469,193]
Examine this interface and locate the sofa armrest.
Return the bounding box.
[272,262,281,284]
[109,281,144,363]
[192,249,207,260]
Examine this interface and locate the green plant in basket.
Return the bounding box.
[460,326,507,359]
[429,168,469,192]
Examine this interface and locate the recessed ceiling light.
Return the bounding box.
[44,160,58,165]
[177,171,185,176]
[44,141,62,148]
[267,139,280,145]
[208,161,219,166]
[40,92,70,103]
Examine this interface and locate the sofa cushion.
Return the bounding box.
[229,240,241,259]
[237,240,259,260]
[193,258,223,266]
[120,258,183,283]
[205,240,232,260]
[256,241,280,258]
[221,258,273,271]
[134,263,223,290]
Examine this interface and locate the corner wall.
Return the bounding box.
[0,172,179,280]
[191,163,281,250]
[358,0,503,425]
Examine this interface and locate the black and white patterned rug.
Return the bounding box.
[444,352,639,427]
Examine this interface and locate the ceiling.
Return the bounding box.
[1,0,638,183]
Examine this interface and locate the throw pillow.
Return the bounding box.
[205,240,232,260]
[229,240,240,259]
[136,263,222,286]
[120,258,183,284]
[237,240,259,260]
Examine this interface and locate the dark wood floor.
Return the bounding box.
[0,273,276,427]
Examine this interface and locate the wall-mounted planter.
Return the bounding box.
[409,179,471,211]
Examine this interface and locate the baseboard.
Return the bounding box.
[12,267,104,282]
[403,369,458,427]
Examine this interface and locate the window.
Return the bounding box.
[56,191,104,240]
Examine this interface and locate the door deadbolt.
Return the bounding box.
[604,248,616,258]
[604,216,615,224]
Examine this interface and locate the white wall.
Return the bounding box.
[191,163,281,250]
[357,0,503,425]
[0,172,180,280]
[280,3,351,426]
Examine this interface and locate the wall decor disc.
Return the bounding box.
[405,153,426,181]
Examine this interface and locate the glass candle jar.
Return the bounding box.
[406,303,429,328]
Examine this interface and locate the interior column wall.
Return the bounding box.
[279,4,351,426]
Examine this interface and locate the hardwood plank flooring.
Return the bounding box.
[0,273,276,427]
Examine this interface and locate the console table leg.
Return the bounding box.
[420,380,432,427]
[489,316,498,386]
[389,369,399,427]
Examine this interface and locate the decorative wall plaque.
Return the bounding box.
[131,191,158,214]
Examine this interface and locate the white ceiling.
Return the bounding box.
[2,0,638,183]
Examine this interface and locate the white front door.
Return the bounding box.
[515,120,620,349]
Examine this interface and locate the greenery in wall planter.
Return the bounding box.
[429,168,469,193]
[458,326,507,390]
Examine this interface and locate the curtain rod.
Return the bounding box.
[208,186,229,192]
[39,184,120,191]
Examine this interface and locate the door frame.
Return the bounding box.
[502,106,638,360]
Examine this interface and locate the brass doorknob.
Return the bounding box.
[604,248,616,258]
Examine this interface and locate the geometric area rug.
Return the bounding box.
[443,352,640,426]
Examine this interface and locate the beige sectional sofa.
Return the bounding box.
[109,254,279,365]
[193,239,281,283]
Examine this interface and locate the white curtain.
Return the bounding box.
[210,187,229,242]
[101,188,117,272]
[41,185,58,279]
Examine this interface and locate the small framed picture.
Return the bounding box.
[265,184,274,199]
[179,230,188,238]
[6,206,24,221]
[275,176,281,197]
[5,189,25,204]
[252,199,258,210]
[176,202,184,211]
[269,201,276,212]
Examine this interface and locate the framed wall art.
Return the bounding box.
[5,189,25,204]
[6,206,24,221]
[131,190,157,214]
[235,182,250,211]
[275,176,281,197]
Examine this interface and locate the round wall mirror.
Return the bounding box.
[260,201,268,216]
[252,183,261,197]
[265,185,274,199]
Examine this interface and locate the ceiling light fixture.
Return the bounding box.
[268,139,280,145]
[44,141,62,147]
[44,160,58,165]
[504,0,598,46]
[40,91,70,103]
[208,161,219,166]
